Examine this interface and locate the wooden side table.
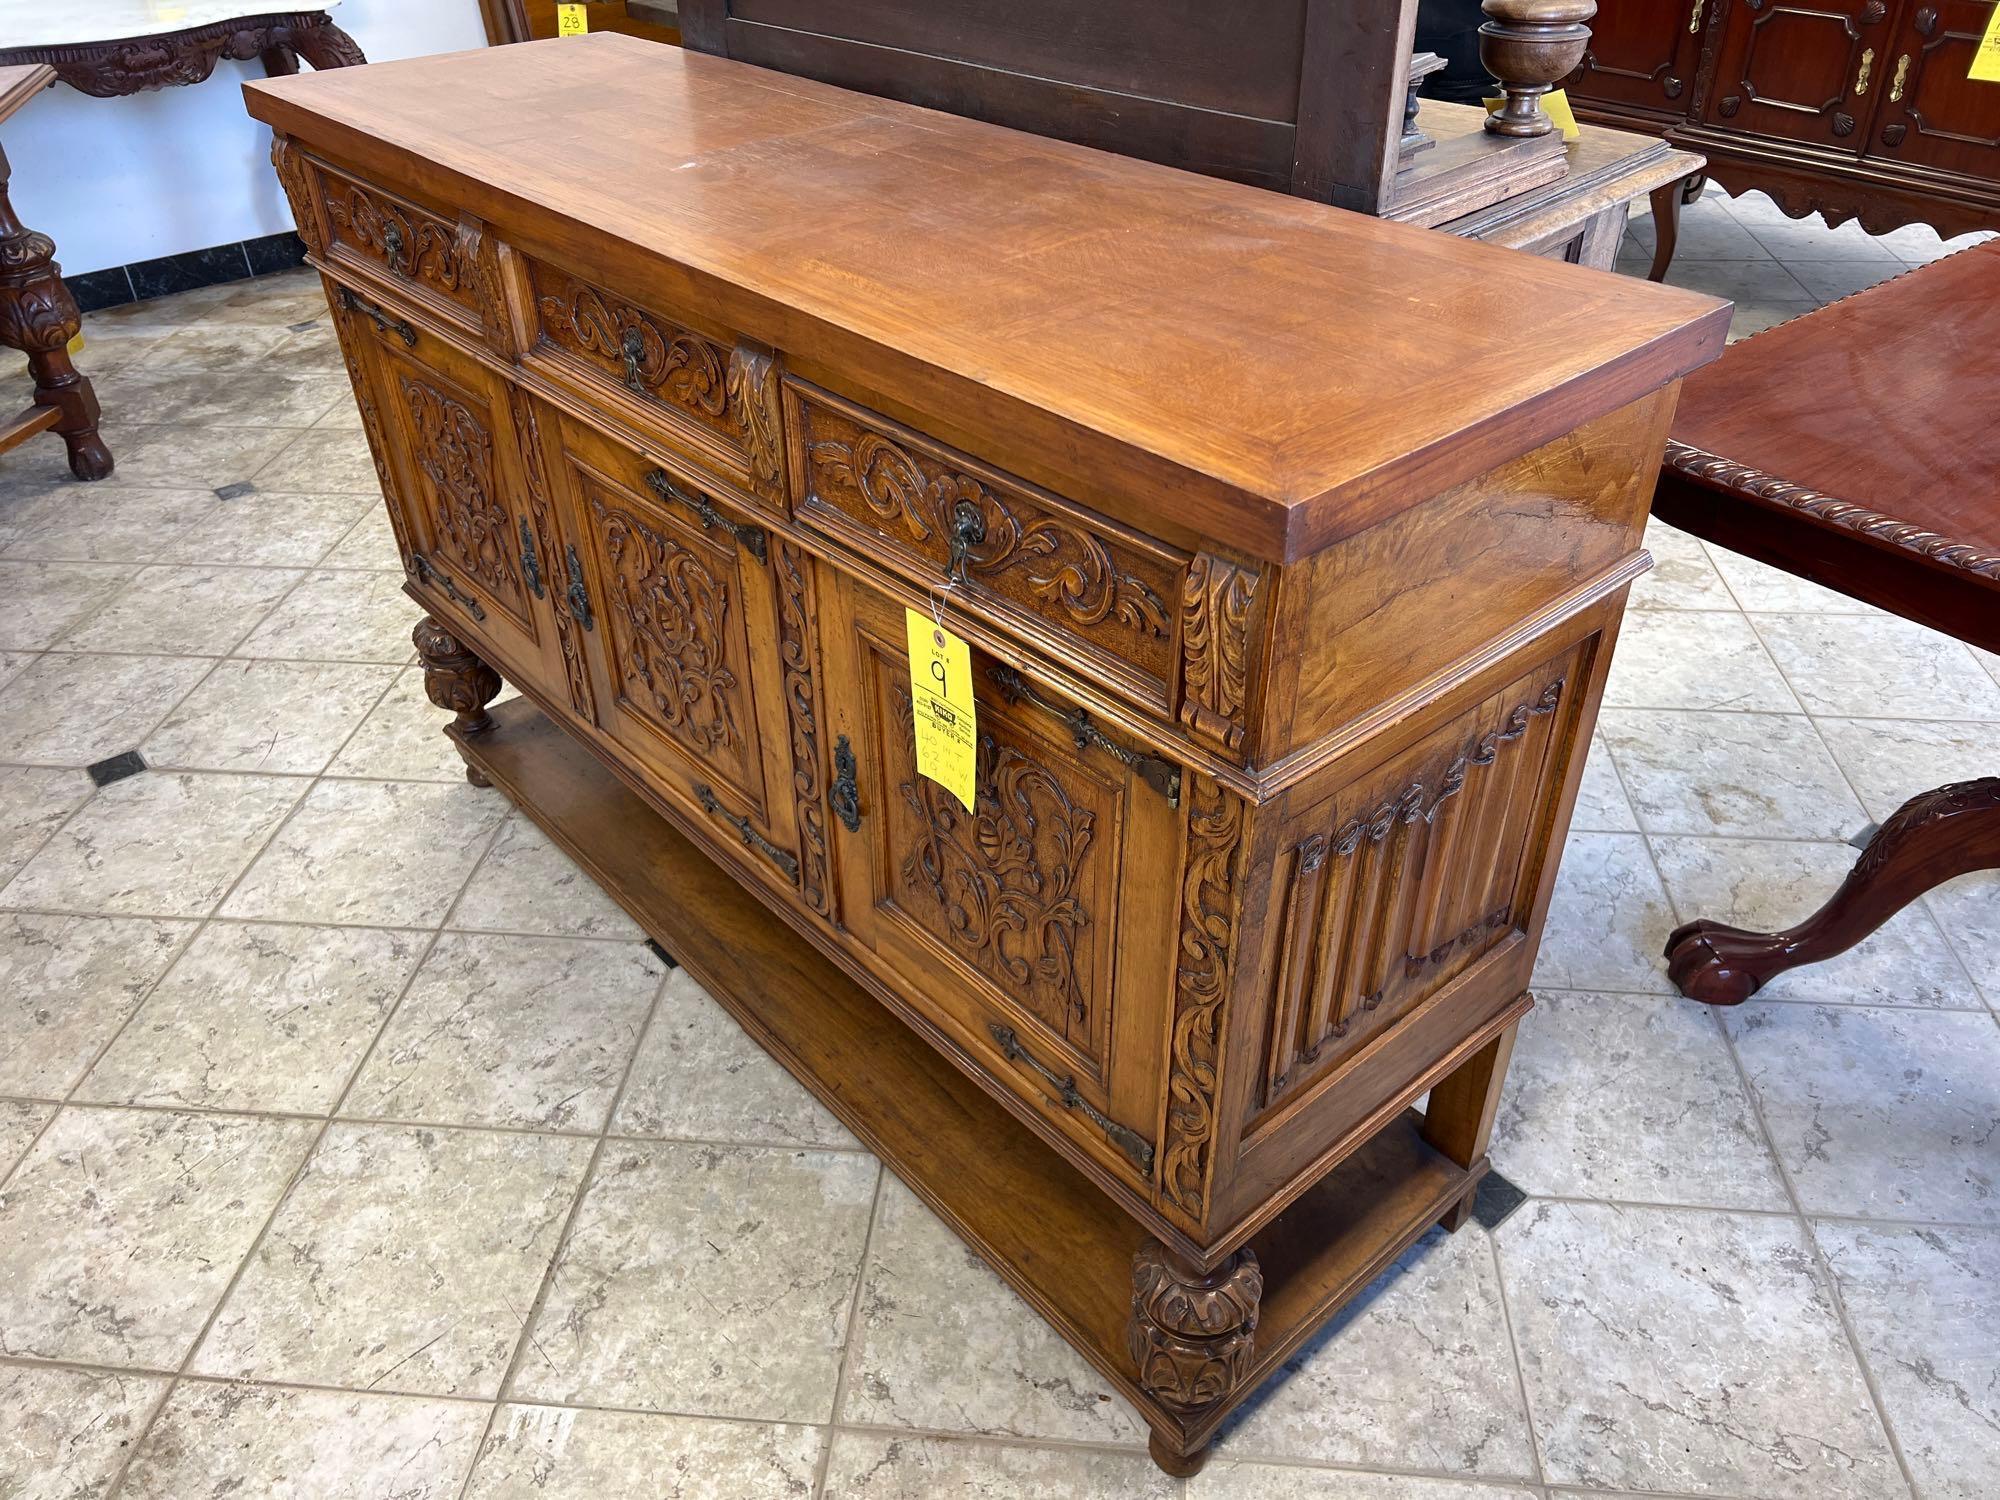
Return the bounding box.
[0,64,108,481]
[1651,240,2000,1004]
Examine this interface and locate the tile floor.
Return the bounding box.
[0,191,1994,1499]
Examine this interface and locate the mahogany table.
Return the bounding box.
[0,5,364,94]
[1653,240,2000,1004]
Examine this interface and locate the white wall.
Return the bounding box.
[5,0,491,276]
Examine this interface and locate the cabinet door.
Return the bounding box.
[1700,0,1897,151]
[1868,1,2000,175]
[540,412,810,899]
[1567,0,1707,119]
[336,279,566,689]
[818,572,1179,1189]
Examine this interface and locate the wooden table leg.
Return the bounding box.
[1647,176,1685,283]
[0,142,110,480]
[1421,1017,1519,1231]
[1667,777,2000,1004]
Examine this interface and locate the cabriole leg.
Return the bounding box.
[1422,1018,1519,1231]
[413,616,502,785]
[1128,1240,1263,1477]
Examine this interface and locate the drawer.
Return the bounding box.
[787,381,1189,718]
[314,161,486,338]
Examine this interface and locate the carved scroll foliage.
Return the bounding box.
[777,541,831,918]
[509,390,595,719]
[398,375,522,609]
[1179,554,1257,752]
[325,182,471,300]
[591,496,742,754]
[727,343,785,500]
[894,690,1098,1037]
[537,272,729,421]
[1127,1243,1263,1415]
[1161,777,1246,1218]
[22,15,365,97]
[269,137,324,259]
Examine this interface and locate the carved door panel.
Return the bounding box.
[539,411,812,901]
[338,284,566,689]
[817,572,1179,1189]
[1865,2,2000,174]
[1566,0,1708,120]
[1699,0,1897,150]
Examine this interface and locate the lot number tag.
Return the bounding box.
[557,4,589,36]
[905,608,978,815]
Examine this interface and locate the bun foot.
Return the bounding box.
[1663,920,1768,1006]
[64,430,113,481]
[1148,1431,1209,1478]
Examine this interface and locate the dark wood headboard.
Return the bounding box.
[675,0,1418,213]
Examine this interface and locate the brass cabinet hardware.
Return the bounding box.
[987,1024,1155,1175]
[947,499,987,580]
[1889,52,1911,101]
[694,782,801,880]
[1854,47,1874,95]
[563,544,593,631]
[644,467,770,562]
[1688,0,1704,31]
[336,285,416,346]
[830,733,862,832]
[381,219,409,276]
[410,552,486,621]
[517,517,544,599]
[620,326,646,393]
[987,664,1182,806]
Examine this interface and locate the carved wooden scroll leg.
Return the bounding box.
[1128,1240,1263,1477]
[1647,178,1684,283]
[0,145,112,482]
[1421,1018,1519,1231]
[414,616,503,786]
[290,19,369,70]
[1667,777,2000,1005]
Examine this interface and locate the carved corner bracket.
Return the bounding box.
[1178,554,1258,755]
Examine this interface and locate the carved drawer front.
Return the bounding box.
[523,259,782,500]
[315,162,486,337]
[1247,640,1589,1136]
[539,411,819,904]
[789,382,1190,720]
[818,572,1182,1191]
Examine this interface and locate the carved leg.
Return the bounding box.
[1422,1020,1519,1231]
[1128,1240,1263,1477]
[413,616,502,786]
[260,45,301,78]
[1647,177,1684,283]
[0,144,111,481]
[290,19,369,69]
[1667,777,2000,1005]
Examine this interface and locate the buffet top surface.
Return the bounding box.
[246,32,1729,561]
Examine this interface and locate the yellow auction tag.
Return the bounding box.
[905,608,979,816]
[1972,6,2000,82]
[67,332,84,357]
[1483,87,1582,142]
[556,3,589,36]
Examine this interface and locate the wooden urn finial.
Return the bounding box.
[1479,0,1596,137]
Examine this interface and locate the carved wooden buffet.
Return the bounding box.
[246,34,1727,1476]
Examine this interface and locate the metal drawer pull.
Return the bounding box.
[988,1023,1155,1175]
[695,782,801,881]
[644,467,769,562]
[336,285,416,347]
[1854,47,1874,96]
[410,552,485,621]
[1889,53,1910,102]
[620,327,647,393]
[987,664,1182,806]
[382,220,410,277]
[830,734,862,832]
[517,517,544,599]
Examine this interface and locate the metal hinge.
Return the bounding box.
[335,285,415,347]
[694,782,800,881]
[987,665,1181,807]
[987,1023,1155,1175]
[563,544,593,631]
[644,468,769,563]
[410,552,486,621]
[517,517,544,599]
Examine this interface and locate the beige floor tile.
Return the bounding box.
[1814,716,1996,821]
[821,1432,1176,1500]
[1628,203,1770,260]
[0,1106,318,1366]
[613,969,858,1147]
[0,767,91,886]
[195,1122,592,1397]
[1815,1220,2000,1500]
[1928,870,2000,997]
[122,1382,486,1500]
[451,814,644,939]
[1628,519,1735,611]
[0,1099,53,1176]
[1754,613,2000,720]
[325,665,477,782]
[127,323,297,371]
[1725,1003,2000,1223]
[3,771,303,918]
[0,650,29,693]
[140,658,396,774]
[0,651,212,765]
[1598,708,1867,839]
[1,486,215,562]
[223,777,508,927]
[1602,611,1800,713]
[0,1364,169,1500]
[98,369,351,430]
[1530,833,1674,994]
[513,1140,876,1421]
[236,569,419,663]
[0,559,130,650]
[346,932,661,1132]
[1740,215,1907,262]
[320,506,402,568]
[0,912,191,1096]
[77,921,425,1114]
[159,489,375,567]
[252,428,384,494]
[1496,989,1787,1209]
[93,424,303,492]
[1722,300,1818,341]
[464,1405,824,1500]
[1499,1201,1901,1497]
[1666,259,1817,302]
[1652,835,1979,1008]
[842,1174,1143,1443]
[1782,258,1910,301]
[1191,1466,1541,1499]
[1570,735,1638,833]
[58,564,302,656]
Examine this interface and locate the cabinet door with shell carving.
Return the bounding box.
[817,572,1182,1193]
[1699,0,1896,151]
[536,411,822,906]
[334,280,570,693]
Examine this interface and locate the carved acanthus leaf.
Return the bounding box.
[1178,554,1257,752]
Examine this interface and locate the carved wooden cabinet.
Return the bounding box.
[1566,0,2000,236]
[248,35,1726,1476]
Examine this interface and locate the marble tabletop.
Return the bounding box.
[0,0,340,50]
